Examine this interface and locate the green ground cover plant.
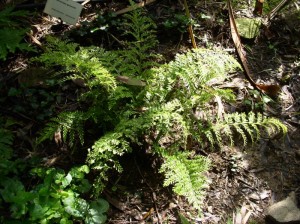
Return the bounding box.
[34,5,287,215]
[0,126,109,223]
[0,6,35,60]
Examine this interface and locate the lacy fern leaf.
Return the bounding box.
[38,111,87,146]
[160,151,210,211]
[33,37,117,91]
[204,112,287,147]
[120,3,158,77]
[145,48,240,107]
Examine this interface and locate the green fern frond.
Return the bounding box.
[204,112,287,147]
[86,131,132,195]
[38,111,87,146]
[145,48,240,107]
[263,117,288,136]
[33,37,117,91]
[120,4,158,77]
[0,6,30,27]
[159,151,210,211]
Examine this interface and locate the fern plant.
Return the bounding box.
[36,7,287,214]
[86,47,286,209]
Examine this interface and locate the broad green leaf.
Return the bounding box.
[0,28,34,60]
[85,209,107,224]
[84,199,109,224]
[62,194,88,218]
[69,165,89,179]
[60,218,73,224]
[235,18,261,39]
[74,179,91,193]
[62,173,72,188]
[0,179,34,203]
[90,198,109,213]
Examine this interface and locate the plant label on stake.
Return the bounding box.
[44,0,83,25]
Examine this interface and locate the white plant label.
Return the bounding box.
[44,0,83,25]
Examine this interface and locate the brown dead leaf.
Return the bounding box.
[116,75,146,86]
[54,129,62,145]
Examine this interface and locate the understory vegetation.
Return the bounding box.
[0,2,291,223]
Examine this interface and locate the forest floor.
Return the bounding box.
[1,0,300,223]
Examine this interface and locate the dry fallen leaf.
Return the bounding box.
[116,75,146,86]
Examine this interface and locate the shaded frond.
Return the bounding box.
[86,132,132,195]
[38,111,87,146]
[0,128,13,161]
[120,4,158,77]
[32,37,117,91]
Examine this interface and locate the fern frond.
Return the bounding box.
[262,117,288,136]
[86,132,132,194]
[38,111,87,146]
[32,37,117,91]
[0,6,30,27]
[120,4,158,77]
[159,151,210,211]
[204,112,287,147]
[145,48,240,107]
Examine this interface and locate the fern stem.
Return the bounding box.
[182,0,197,48]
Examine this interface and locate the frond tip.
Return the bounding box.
[204,112,287,147]
[159,151,210,211]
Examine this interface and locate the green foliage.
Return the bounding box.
[87,47,286,209]
[0,164,109,223]
[0,125,108,223]
[0,127,13,167]
[120,3,158,77]
[36,7,287,213]
[33,36,117,91]
[205,112,287,147]
[0,125,22,179]
[0,6,35,60]
[7,87,59,121]
[38,111,87,146]
[0,6,30,26]
[160,152,210,211]
[27,166,108,224]
[164,14,192,33]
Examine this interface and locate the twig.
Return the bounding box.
[227,0,260,91]
[81,0,91,5]
[267,0,293,22]
[227,0,280,97]
[115,0,157,16]
[182,0,197,48]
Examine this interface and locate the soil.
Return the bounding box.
[1,0,300,223]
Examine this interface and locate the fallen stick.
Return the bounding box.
[227,0,280,98]
[115,0,157,15]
